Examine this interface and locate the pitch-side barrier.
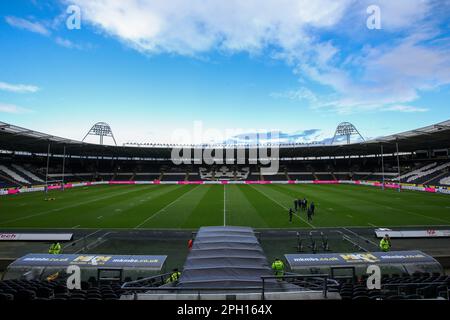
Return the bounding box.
[1,180,448,196]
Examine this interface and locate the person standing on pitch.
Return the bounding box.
[294,199,298,211]
[310,202,315,215]
[303,198,308,211]
[289,208,294,223]
[307,206,313,221]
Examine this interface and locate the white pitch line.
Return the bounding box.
[134,186,200,229]
[368,223,377,227]
[249,185,315,228]
[72,225,80,229]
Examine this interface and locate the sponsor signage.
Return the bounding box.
[285,250,436,269]
[1,180,449,196]
[10,253,167,270]
[0,233,73,241]
[375,229,450,238]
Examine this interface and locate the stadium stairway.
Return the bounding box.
[176,226,275,289]
[173,226,322,297]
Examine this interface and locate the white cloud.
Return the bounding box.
[54,36,86,50]
[0,103,32,114]
[0,82,40,93]
[382,105,428,113]
[66,0,353,55]
[374,0,431,30]
[297,30,450,113]
[65,0,448,114]
[270,87,318,104]
[5,16,51,36]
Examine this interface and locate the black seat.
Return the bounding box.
[54,285,68,295]
[0,293,14,301]
[87,297,102,301]
[386,295,404,300]
[15,289,36,301]
[352,295,369,300]
[81,281,91,290]
[37,287,53,298]
[405,294,421,299]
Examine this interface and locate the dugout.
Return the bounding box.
[285,250,443,278]
[2,253,167,282]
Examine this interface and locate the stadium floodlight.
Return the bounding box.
[331,122,365,145]
[82,122,117,145]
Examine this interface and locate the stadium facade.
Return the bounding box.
[1,120,450,301]
[0,120,449,193]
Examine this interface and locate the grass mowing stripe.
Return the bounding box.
[144,185,213,228]
[2,184,449,229]
[134,185,200,229]
[179,185,223,228]
[0,185,157,225]
[81,185,182,228]
[225,185,269,228]
[278,184,449,227]
[0,185,129,222]
[310,184,450,224]
[273,184,370,227]
[224,184,226,226]
[249,184,315,228]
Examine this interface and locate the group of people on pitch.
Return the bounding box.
[289,198,315,222]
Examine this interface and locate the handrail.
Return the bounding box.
[261,274,336,300]
[121,273,336,301]
[121,272,172,289]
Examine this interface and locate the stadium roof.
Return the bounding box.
[1,120,450,159]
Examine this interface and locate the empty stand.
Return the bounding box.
[11,164,44,183]
[0,165,30,185]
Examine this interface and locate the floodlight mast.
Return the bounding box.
[82,122,117,145]
[331,122,365,144]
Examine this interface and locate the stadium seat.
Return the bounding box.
[36,286,53,298]
[15,289,36,301]
[352,295,370,300]
[405,294,422,299]
[386,295,404,300]
[0,293,14,301]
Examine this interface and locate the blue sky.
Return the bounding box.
[1,0,450,145]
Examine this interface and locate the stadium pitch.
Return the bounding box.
[0,184,449,229]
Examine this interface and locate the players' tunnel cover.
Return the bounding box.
[178,226,273,288]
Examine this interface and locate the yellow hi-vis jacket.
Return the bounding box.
[271,260,285,276]
[379,238,391,252]
[49,243,61,254]
[166,271,181,283]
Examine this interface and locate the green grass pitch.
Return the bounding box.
[0,184,449,229]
